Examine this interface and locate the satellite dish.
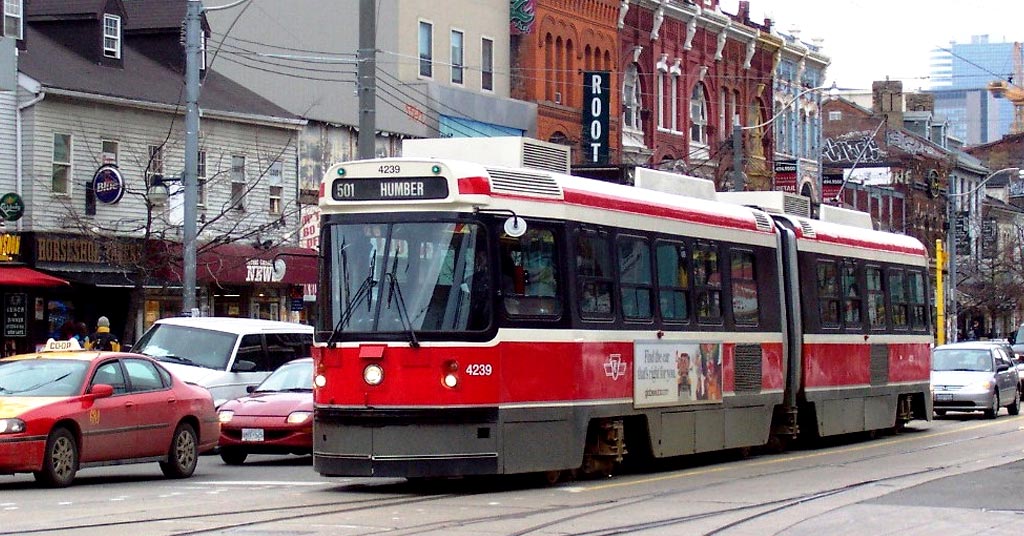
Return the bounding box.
[503,216,527,237]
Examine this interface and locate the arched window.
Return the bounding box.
[690,83,708,145]
[623,63,642,131]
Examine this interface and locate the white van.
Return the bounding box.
[131,317,313,407]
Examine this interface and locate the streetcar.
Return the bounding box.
[311,137,932,480]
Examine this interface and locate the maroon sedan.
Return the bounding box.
[217,358,312,465]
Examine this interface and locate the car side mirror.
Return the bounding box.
[232,359,257,372]
[998,363,1010,372]
[246,385,257,393]
[88,384,115,399]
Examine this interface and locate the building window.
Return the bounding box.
[623,63,641,131]
[103,14,121,59]
[418,20,433,78]
[450,29,464,85]
[51,133,72,195]
[690,83,708,145]
[269,186,282,215]
[147,145,164,186]
[197,150,207,207]
[101,140,118,165]
[230,155,246,211]
[828,110,842,121]
[481,37,494,91]
[4,0,22,40]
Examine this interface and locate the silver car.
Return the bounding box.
[932,341,1021,418]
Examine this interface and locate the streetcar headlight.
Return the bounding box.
[442,359,459,389]
[0,418,25,434]
[217,410,234,423]
[314,374,327,388]
[286,411,312,424]
[363,363,384,385]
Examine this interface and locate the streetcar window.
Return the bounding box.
[816,260,840,326]
[842,264,861,326]
[655,241,690,322]
[500,228,561,317]
[865,266,886,329]
[617,236,653,320]
[576,231,613,318]
[908,271,927,330]
[730,250,759,326]
[890,269,909,329]
[693,244,722,322]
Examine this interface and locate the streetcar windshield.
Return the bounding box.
[326,220,490,336]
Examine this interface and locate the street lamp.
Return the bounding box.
[948,167,1024,342]
[731,82,840,192]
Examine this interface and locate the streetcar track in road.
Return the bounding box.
[0,492,455,535]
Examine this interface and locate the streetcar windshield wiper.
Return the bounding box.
[383,271,420,348]
[326,263,377,346]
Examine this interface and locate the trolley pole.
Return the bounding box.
[357,0,376,159]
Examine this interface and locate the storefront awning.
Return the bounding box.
[0,266,70,287]
[169,244,318,286]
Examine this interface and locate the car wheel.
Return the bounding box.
[33,427,78,488]
[984,392,1000,419]
[160,423,198,478]
[220,448,248,466]
[1010,389,1022,416]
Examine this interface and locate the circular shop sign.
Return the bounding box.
[92,165,126,204]
[0,192,24,221]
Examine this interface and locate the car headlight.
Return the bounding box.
[0,418,25,434]
[969,380,995,391]
[217,410,235,423]
[286,411,312,424]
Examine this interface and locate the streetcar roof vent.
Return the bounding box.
[818,204,874,229]
[797,218,817,238]
[752,212,774,233]
[486,167,564,198]
[633,167,717,200]
[717,191,810,217]
[401,136,570,175]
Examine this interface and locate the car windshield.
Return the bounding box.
[132,324,238,370]
[0,359,89,397]
[325,220,490,337]
[255,361,312,392]
[932,349,993,372]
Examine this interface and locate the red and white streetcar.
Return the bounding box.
[310,137,932,480]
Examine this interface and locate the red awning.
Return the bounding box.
[0,266,70,287]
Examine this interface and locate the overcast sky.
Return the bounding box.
[719,0,1024,92]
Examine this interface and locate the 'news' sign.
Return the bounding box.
[582,71,610,165]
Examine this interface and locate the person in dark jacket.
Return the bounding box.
[87,316,121,351]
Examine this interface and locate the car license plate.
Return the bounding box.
[936,394,953,401]
[241,428,265,442]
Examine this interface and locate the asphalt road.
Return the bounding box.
[3,413,1024,535]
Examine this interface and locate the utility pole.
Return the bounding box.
[357,0,376,159]
[182,0,201,316]
[948,177,958,343]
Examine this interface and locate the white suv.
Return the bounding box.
[131,317,313,407]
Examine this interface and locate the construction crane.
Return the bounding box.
[987,42,1024,134]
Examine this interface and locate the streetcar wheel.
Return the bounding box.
[1009,389,1021,416]
[160,423,198,478]
[934,410,946,417]
[33,427,78,488]
[219,448,248,466]
[984,392,1000,419]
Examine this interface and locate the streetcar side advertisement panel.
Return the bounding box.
[634,340,723,408]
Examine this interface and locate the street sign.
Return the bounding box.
[954,211,969,251]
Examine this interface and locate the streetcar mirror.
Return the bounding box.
[503,216,527,237]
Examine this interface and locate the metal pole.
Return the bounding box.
[183,0,201,315]
[948,177,957,342]
[732,116,744,191]
[357,0,376,159]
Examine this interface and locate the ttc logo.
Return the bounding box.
[604,354,627,380]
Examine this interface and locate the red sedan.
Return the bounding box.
[0,339,220,487]
[217,358,312,465]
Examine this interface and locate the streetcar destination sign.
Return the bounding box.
[332,177,449,201]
